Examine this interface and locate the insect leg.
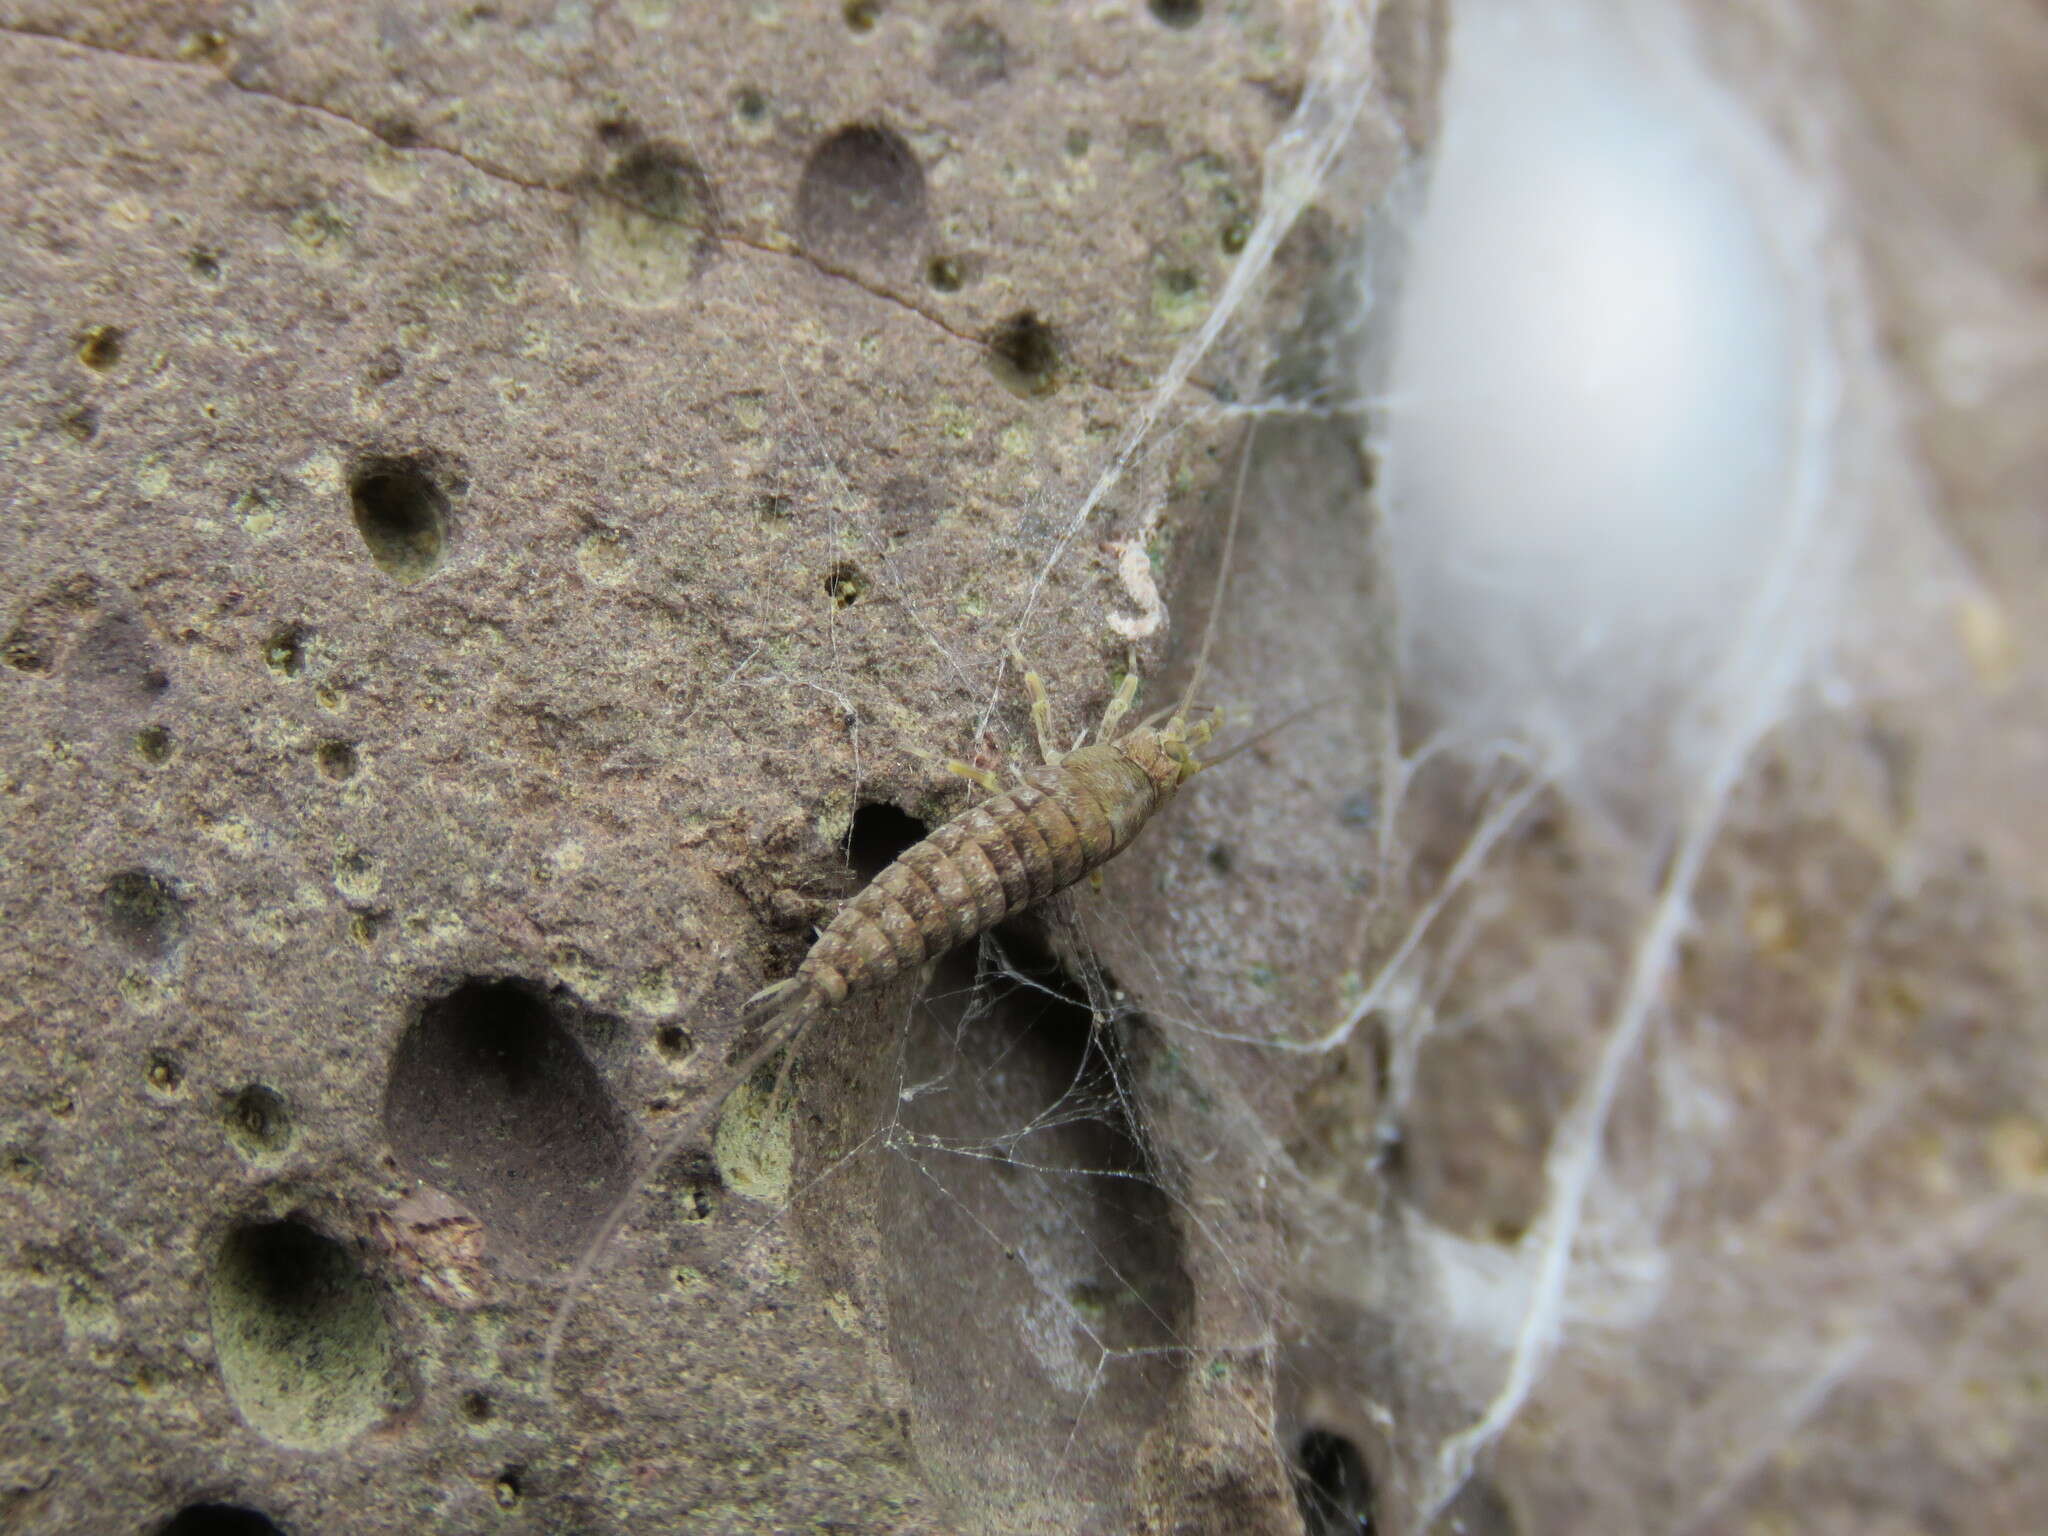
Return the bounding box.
[1018,659,1065,766]
[944,758,1004,794]
[1096,670,1140,743]
[1028,671,1066,764]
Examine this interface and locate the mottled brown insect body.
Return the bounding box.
[773,727,1192,1013]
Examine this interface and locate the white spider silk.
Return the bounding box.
[1378,0,1831,791]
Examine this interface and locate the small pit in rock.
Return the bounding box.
[223,1084,293,1161]
[157,1505,283,1536]
[71,611,170,710]
[145,1051,184,1096]
[315,740,357,781]
[348,455,449,584]
[824,561,867,608]
[986,310,1062,397]
[581,137,719,303]
[76,325,123,371]
[207,1216,393,1450]
[1293,1428,1376,1536]
[608,140,717,229]
[845,801,928,881]
[1149,0,1202,29]
[99,870,188,961]
[262,624,304,678]
[493,1468,525,1509]
[382,978,631,1271]
[934,18,1009,94]
[795,124,928,265]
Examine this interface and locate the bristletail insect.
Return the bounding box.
[539,433,1256,1387]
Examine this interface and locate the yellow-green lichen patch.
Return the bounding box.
[575,530,636,586]
[207,1216,393,1449]
[236,485,282,540]
[57,1267,120,1343]
[286,202,353,266]
[333,848,380,901]
[713,1073,794,1203]
[579,138,717,310]
[1150,263,1207,330]
[628,970,682,1019]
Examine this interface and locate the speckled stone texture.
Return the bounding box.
[0,1,1389,1531]
[3,2,2043,1535]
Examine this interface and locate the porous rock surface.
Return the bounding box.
[0,2,1380,1532]
[4,2,2043,1535]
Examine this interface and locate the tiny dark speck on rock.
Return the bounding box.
[1338,791,1375,828]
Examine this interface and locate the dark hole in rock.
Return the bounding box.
[607,140,715,228]
[824,560,867,609]
[99,870,187,960]
[843,0,881,34]
[460,1388,493,1423]
[1149,0,1202,30]
[77,325,123,371]
[382,978,631,1271]
[493,1468,524,1509]
[315,740,357,780]
[348,455,449,583]
[207,1216,392,1450]
[845,802,927,883]
[986,310,1062,397]
[262,625,304,678]
[796,124,927,264]
[224,1084,293,1160]
[925,254,965,292]
[1293,1427,1376,1536]
[157,1505,283,1536]
[657,1147,723,1224]
[876,925,1193,1518]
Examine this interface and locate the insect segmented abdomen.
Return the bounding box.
[786,739,1168,1013]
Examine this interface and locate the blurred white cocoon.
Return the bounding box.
[1374,0,1848,800]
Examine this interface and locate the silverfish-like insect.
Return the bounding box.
[541,443,1254,1386]
[742,414,1259,1041]
[743,680,1214,1033]
[541,676,1224,1385]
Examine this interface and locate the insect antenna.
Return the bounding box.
[539,990,817,1394]
[1193,697,1326,771]
[1173,419,1257,727]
